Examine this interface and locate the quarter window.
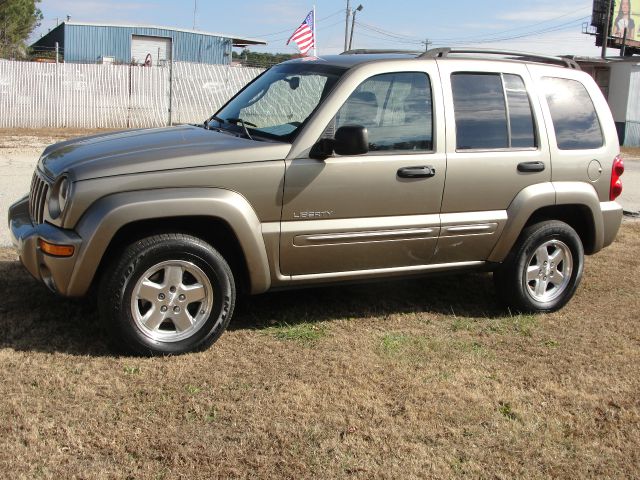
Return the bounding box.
[332,72,433,152]
[504,74,536,149]
[452,73,537,150]
[542,77,604,150]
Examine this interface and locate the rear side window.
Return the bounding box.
[452,73,537,150]
[542,77,603,150]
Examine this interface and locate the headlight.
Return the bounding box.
[48,175,71,219]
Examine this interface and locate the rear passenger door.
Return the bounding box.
[435,61,551,263]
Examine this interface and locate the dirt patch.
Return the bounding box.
[1,222,638,479]
[0,128,119,150]
[621,147,640,157]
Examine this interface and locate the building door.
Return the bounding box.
[131,35,172,65]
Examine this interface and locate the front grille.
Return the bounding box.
[29,171,50,225]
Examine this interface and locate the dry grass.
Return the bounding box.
[1,222,639,479]
[621,147,640,157]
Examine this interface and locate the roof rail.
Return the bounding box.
[419,47,581,70]
[340,49,422,55]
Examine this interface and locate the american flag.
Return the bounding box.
[287,10,315,55]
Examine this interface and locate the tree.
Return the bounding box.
[232,50,301,68]
[0,0,43,58]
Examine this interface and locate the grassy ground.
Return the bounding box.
[1,222,639,479]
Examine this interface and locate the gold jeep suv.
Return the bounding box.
[8,48,624,355]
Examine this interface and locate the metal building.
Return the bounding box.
[574,56,640,147]
[31,21,266,65]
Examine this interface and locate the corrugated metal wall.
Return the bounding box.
[0,60,262,129]
[624,65,640,147]
[63,25,232,65]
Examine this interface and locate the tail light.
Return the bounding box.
[610,155,624,201]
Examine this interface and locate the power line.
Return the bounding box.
[354,16,590,48]
[353,9,592,47]
[433,7,592,42]
[253,9,343,38]
[260,19,346,47]
[459,16,591,44]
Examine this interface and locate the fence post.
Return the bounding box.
[127,64,132,129]
[62,63,67,128]
[168,60,174,126]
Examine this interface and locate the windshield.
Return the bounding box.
[211,63,345,142]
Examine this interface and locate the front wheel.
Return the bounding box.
[494,221,584,313]
[99,234,235,355]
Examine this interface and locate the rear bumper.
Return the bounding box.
[600,201,623,250]
[9,196,83,296]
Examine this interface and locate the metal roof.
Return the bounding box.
[44,21,267,46]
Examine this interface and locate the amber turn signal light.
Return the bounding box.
[39,239,75,257]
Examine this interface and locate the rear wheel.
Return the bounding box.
[99,233,235,355]
[494,221,584,313]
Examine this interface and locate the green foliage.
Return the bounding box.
[498,401,519,421]
[232,49,301,68]
[266,322,327,345]
[0,0,43,58]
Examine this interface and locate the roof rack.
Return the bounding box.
[340,49,422,55]
[419,47,581,70]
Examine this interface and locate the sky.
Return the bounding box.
[31,0,619,58]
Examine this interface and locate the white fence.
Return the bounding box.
[0,60,264,129]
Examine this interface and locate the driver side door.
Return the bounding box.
[279,67,446,278]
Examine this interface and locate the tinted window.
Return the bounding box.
[504,74,536,148]
[542,77,603,150]
[452,73,508,149]
[333,72,433,152]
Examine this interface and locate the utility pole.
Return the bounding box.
[344,0,351,52]
[601,0,612,59]
[193,0,198,30]
[423,38,432,52]
[348,5,363,51]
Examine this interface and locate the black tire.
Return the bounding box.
[494,220,584,313]
[98,233,235,356]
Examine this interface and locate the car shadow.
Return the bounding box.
[0,259,508,356]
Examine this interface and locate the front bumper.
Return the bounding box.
[9,195,83,296]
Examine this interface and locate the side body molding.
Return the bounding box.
[67,188,271,296]
[488,182,604,263]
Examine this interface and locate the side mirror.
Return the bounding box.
[334,125,369,156]
[310,125,369,159]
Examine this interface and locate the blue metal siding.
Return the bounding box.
[63,25,232,64]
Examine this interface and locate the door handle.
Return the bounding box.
[397,166,436,178]
[517,161,545,173]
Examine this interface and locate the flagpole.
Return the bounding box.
[313,4,317,57]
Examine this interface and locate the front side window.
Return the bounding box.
[542,77,604,150]
[213,63,344,142]
[332,72,433,152]
[452,72,537,150]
